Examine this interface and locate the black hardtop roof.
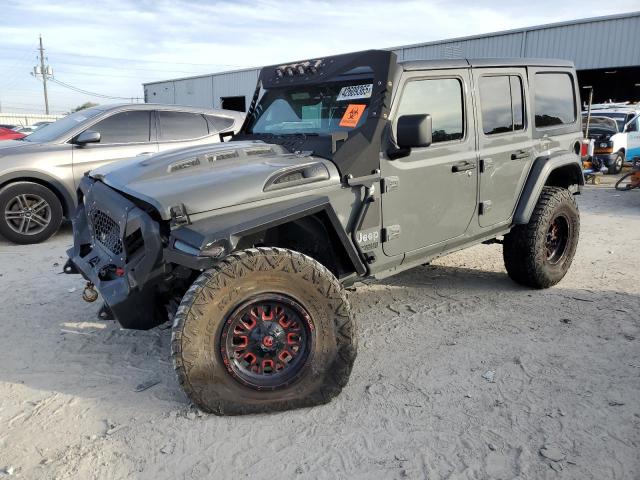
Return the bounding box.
[400,57,574,70]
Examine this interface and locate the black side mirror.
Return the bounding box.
[75,130,101,145]
[397,114,432,148]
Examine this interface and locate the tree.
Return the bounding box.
[72,102,99,112]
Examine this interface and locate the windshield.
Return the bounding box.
[582,112,627,132]
[24,108,104,142]
[246,80,374,135]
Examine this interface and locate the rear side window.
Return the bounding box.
[478,75,525,135]
[205,115,235,133]
[158,112,209,141]
[91,111,151,144]
[534,73,576,127]
[397,78,464,143]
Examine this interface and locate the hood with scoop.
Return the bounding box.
[90,140,340,220]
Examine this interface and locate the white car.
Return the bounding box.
[583,105,640,174]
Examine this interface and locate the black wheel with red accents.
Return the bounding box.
[220,294,314,390]
[171,247,356,415]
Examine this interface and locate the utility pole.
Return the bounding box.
[37,35,50,115]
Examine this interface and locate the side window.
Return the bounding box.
[158,112,209,141]
[478,75,525,135]
[90,111,150,144]
[534,73,576,127]
[397,78,464,143]
[511,76,524,130]
[626,116,638,132]
[205,115,235,133]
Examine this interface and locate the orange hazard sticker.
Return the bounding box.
[339,104,366,128]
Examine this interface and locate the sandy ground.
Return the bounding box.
[0,181,638,480]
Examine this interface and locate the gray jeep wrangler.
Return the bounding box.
[66,50,584,415]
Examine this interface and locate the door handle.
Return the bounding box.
[511,150,530,160]
[136,152,154,156]
[451,162,477,173]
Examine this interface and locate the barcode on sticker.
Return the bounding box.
[337,84,373,101]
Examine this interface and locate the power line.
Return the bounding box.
[48,77,141,101]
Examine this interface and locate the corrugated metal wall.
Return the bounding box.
[144,12,640,111]
[396,12,640,69]
[144,68,259,109]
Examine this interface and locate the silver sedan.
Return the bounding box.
[0,103,244,244]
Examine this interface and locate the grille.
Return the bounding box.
[89,208,123,256]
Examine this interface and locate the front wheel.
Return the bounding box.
[608,152,624,174]
[171,247,356,415]
[0,182,63,244]
[503,187,580,289]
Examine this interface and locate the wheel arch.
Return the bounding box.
[513,152,583,225]
[0,170,76,217]
[165,196,366,280]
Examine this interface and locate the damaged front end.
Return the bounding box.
[65,176,170,329]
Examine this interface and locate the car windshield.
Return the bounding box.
[582,112,627,132]
[246,80,374,135]
[23,108,104,142]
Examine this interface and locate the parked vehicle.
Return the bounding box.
[0,124,18,130]
[582,105,640,173]
[0,104,244,244]
[0,127,26,141]
[15,125,38,135]
[66,50,583,415]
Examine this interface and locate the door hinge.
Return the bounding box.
[479,201,492,215]
[382,176,399,193]
[382,224,401,242]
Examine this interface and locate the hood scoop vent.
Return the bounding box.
[245,147,274,156]
[168,157,201,173]
[209,150,239,162]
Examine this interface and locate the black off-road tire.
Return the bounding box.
[171,247,356,415]
[503,187,579,289]
[0,181,63,244]
[608,152,624,174]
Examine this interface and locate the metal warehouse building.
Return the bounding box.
[143,12,640,110]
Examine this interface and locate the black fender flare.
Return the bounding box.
[164,196,367,276]
[0,170,76,216]
[513,151,584,225]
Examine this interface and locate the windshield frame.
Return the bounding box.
[244,78,375,137]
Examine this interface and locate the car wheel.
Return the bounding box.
[171,247,356,415]
[608,152,624,174]
[0,182,63,244]
[503,187,579,289]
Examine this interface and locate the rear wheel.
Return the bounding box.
[171,247,356,415]
[0,182,63,244]
[503,187,579,289]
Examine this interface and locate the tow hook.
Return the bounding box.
[82,282,99,303]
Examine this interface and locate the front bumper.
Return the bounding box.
[66,176,165,329]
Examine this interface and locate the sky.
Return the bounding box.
[0,0,638,114]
